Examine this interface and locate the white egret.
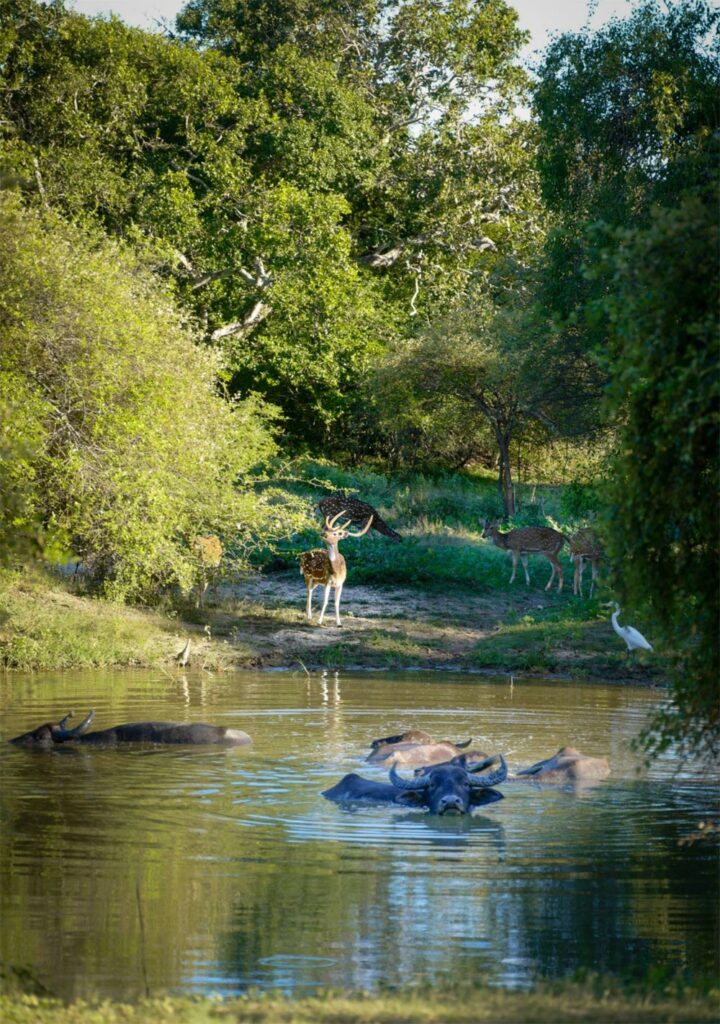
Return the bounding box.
[606,602,653,652]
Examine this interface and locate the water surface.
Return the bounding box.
[0,670,717,1000]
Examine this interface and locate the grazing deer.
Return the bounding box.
[569,528,602,597]
[481,519,567,592]
[300,509,373,626]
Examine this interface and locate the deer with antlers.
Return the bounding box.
[481,519,567,592]
[569,527,602,597]
[300,509,374,626]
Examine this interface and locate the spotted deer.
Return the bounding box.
[300,509,373,626]
[481,519,567,592]
[569,528,602,597]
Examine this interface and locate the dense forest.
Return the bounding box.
[0,0,718,757]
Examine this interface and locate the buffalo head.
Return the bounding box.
[10,710,95,748]
[389,754,507,815]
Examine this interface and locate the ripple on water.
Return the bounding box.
[0,670,717,1001]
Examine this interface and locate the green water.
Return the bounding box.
[0,670,717,1000]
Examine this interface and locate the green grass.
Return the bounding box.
[1,464,656,677]
[0,568,254,671]
[1,977,717,1024]
[256,459,579,584]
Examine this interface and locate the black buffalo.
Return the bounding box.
[10,710,252,748]
[323,754,507,815]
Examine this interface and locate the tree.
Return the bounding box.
[534,0,719,331]
[0,195,302,600]
[373,292,601,514]
[0,375,46,563]
[534,0,720,759]
[595,191,719,762]
[0,0,537,448]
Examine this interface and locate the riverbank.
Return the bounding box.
[2,979,718,1024]
[0,566,663,685]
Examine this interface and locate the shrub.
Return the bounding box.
[0,197,304,600]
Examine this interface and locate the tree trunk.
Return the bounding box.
[496,434,515,516]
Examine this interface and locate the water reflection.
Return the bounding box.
[0,670,717,1000]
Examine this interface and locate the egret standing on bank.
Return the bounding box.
[606,602,653,653]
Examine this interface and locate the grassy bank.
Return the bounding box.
[0,565,662,682]
[1,978,718,1024]
[0,568,256,672]
[0,465,663,681]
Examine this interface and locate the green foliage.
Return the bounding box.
[0,375,46,562]
[535,0,720,760]
[0,0,538,449]
[560,482,600,523]
[225,184,389,440]
[535,0,719,327]
[372,293,602,510]
[0,196,300,600]
[597,191,719,761]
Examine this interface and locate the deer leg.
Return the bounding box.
[545,553,563,592]
[521,553,530,586]
[334,582,343,626]
[306,583,316,620]
[589,559,598,598]
[509,551,518,584]
[574,555,584,597]
[318,583,332,625]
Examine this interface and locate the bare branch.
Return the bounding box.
[33,157,49,209]
[409,276,420,316]
[210,301,272,342]
[358,246,405,269]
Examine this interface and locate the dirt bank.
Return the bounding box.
[0,567,664,683]
[192,571,662,685]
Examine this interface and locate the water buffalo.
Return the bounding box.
[366,731,474,767]
[368,741,491,769]
[514,746,609,782]
[323,754,508,815]
[9,710,252,748]
[369,729,436,750]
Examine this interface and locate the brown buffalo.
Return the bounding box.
[515,746,610,782]
[368,741,492,770]
[366,730,474,767]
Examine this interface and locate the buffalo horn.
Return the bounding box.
[454,738,473,749]
[467,754,507,789]
[55,709,95,740]
[389,763,428,791]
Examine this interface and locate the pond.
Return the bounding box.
[0,670,717,1001]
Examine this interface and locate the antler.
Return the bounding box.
[342,515,374,538]
[324,511,374,538]
[326,509,349,530]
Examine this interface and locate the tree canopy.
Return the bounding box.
[534,0,719,760]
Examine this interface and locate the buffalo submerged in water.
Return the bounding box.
[9,710,252,748]
[323,753,508,815]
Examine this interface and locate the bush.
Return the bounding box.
[0,196,304,600]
